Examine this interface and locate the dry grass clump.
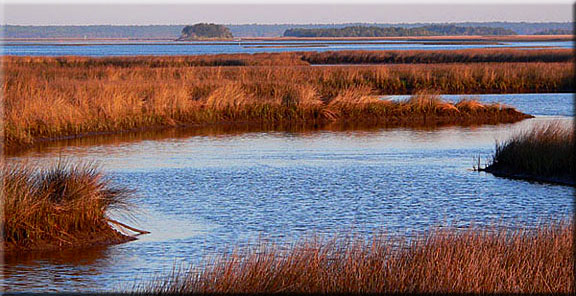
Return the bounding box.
[140,220,573,294]
[323,86,381,120]
[405,92,453,113]
[2,161,134,251]
[455,98,488,112]
[484,122,574,185]
[5,55,561,150]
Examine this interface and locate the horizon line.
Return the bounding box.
[2,21,574,26]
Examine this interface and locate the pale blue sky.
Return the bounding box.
[2,3,573,25]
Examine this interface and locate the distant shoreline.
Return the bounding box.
[1,34,573,43]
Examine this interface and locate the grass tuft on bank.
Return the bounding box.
[138,220,573,294]
[3,161,136,251]
[483,122,574,185]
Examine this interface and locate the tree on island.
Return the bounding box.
[178,23,234,40]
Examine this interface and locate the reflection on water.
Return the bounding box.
[3,93,573,292]
[11,92,573,158]
[3,246,113,292]
[8,120,530,158]
[109,207,213,244]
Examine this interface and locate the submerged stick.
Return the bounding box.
[107,218,150,235]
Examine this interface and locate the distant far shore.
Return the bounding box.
[2,34,573,42]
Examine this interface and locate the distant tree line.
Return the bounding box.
[2,22,572,38]
[532,28,573,35]
[284,25,517,37]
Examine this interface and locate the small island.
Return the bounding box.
[177,23,234,40]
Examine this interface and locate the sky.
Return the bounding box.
[1,2,573,25]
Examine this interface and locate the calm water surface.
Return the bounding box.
[3,93,573,292]
[3,40,572,56]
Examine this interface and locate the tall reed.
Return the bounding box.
[3,161,134,251]
[139,220,573,294]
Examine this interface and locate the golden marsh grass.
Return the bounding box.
[2,161,135,251]
[139,220,573,294]
[4,54,561,150]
